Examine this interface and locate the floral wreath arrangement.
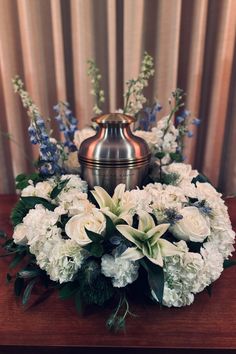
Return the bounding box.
[1,53,235,332]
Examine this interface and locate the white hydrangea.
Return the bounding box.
[37,240,85,283]
[101,254,139,288]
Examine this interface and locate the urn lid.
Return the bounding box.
[79,113,150,166]
[92,113,135,125]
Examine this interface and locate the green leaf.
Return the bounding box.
[18,269,41,279]
[141,259,164,304]
[9,252,26,269]
[84,242,104,257]
[0,230,7,239]
[104,215,117,240]
[169,152,184,162]
[192,173,211,185]
[6,273,12,284]
[59,283,79,300]
[206,284,212,297]
[161,172,180,186]
[22,278,38,305]
[15,174,27,182]
[223,259,236,269]
[50,179,70,199]
[21,197,56,211]
[15,173,43,190]
[155,151,166,160]
[75,290,84,314]
[14,277,24,296]
[11,197,56,226]
[85,228,103,243]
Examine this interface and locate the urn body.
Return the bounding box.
[78,113,150,194]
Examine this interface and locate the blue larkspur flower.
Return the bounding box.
[176,116,185,124]
[192,118,201,126]
[187,130,193,138]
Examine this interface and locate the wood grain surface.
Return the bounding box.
[0,195,235,353]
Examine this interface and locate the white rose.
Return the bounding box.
[13,223,28,245]
[65,209,106,246]
[171,206,211,242]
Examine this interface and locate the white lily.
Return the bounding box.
[91,184,135,224]
[116,210,183,267]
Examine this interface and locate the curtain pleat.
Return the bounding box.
[0,0,235,194]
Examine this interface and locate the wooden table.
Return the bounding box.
[0,195,236,354]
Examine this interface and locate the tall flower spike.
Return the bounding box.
[123,52,155,116]
[12,75,62,176]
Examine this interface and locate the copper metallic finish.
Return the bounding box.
[78,113,150,194]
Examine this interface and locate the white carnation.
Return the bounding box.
[101,254,139,287]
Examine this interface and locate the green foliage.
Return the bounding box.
[84,228,104,257]
[18,269,41,279]
[85,228,103,243]
[161,172,180,186]
[11,196,56,226]
[0,230,7,239]
[155,151,166,160]
[192,173,211,185]
[14,277,24,296]
[75,290,84,314]
[84,243,104,257]
[59,282,79,300]
[78,260,114,306]
[6,273,12,284]
[169,152,184,162]
[223,259,236,269]
[9,252,27,269]
[141,259,164,304]
[22,278,38,305]
[15,173,43,190]
[50,179,70,199]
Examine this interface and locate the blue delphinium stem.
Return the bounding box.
[12,76,62,176]
[53,102,78,152]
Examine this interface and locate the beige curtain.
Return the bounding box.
[0,0,235,194]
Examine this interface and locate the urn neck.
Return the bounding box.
[96,123,132,140]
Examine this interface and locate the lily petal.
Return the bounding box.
[158,239,183,257]
[138,210,155,233]
[147,223,170,244]
[113,184,126,204]
[116,225,146,247]
[147,244,164,267]
[91,186,115,210]
[119,247,144,261]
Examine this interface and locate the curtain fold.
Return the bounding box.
[0,0,235,194]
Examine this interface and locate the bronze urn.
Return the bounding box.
[78,113,150,194]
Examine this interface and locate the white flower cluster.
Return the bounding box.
[13,175,90,283]
[12,164,235,308]
[134,115,179,164]
[122,163,235,306]
[124,52,155,116]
